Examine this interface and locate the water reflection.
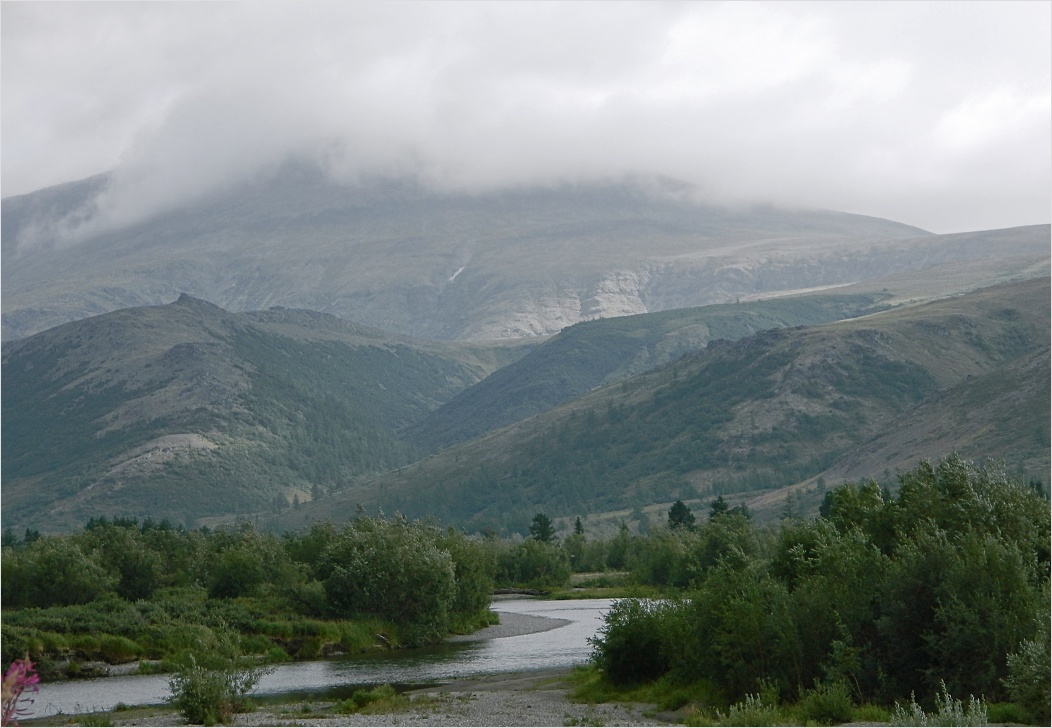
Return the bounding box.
[28,598,613,720]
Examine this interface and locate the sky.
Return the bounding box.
[1,1,1050,235]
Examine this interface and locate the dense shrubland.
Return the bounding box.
[0,509,586,678]
[588,456,1051,724]
[1,516,498,676]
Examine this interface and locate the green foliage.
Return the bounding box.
[0,515,497,668]
[529,513,556,542]
[318,517,457,645]
[1003,612,1051,725]
[495,538,571,588]
[98,635,143,664]
[626,527,699,588]
[435,529,497,618]
[589,456,1049,715]
[797,680,855,725]
[715,691,787,727]
[589,599,679,687]
[667,500,695,530]
[1,537,116,607]
[335,684,399,714]
[167,635,271,726]
[890,682,988,727]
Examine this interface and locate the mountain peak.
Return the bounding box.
[171,293,225,311]
[2,169,1046,342]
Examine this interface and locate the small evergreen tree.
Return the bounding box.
[529,513,555,543]
[668,500,695,530]
[709,496,730,520]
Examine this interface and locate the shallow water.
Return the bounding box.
[26,598,614,720]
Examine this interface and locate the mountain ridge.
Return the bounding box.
[0,166,969,342]
[0,294,531,533]
[278,277,1050,535]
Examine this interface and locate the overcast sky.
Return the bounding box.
[2,1,1049,234]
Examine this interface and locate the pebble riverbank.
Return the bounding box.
[51,608,664,727]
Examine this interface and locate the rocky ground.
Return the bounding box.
[234,669,663,727]
[83,668,662,727]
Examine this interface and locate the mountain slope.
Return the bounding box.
[0,165,953,341]
[281,277,1050,534]
[406,292,893,453]
[0,295,529,533]
[817,345,1051,485]
[740,347,1052,523]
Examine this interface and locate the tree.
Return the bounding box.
[574,516,585,536]
[668,500,696,530]
[709,496,730,520]
[529,513,555,543]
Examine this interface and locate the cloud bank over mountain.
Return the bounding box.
[2,1,1049,235]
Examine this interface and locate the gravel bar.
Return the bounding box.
[447,611,571,642]
[89,605,667,726]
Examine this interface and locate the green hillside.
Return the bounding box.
[283,278,1050,535]
[1,296,529,533]
[4,277,1048,537]
[406,292,892,453]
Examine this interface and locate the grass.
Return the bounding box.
[31,689,455,726]
[2,591,405,674]
[331,685,447,717]
[569,665,912,727]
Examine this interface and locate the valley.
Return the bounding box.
[1,171,1049,537]
[2,269,1047,536]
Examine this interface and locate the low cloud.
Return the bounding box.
[2,1,1049,236]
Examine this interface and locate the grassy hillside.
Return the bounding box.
[283,277,1050,535]
[406,292,892,453]
[1,296,530,533]
[5,272,1047,536]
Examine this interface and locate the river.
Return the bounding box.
[25,598,615,720]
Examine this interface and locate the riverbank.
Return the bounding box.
[85,608,573,678]
[79,668,663,727]
[26,601,655,726]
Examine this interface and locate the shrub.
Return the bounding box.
[715,693,787,727]
[1,539,115,608]
[890,682,987,727]
[341,684,398,713]
[320,519,457,645]
[986,702,1030,725]
[166,633,271,726]
[496,538,571,588]
[797,680,854,725]
[265,647,290,663]
[1003,636,1050,725]
[68,634,101,659]
[98,635,142,664]
[589,599,679,687]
